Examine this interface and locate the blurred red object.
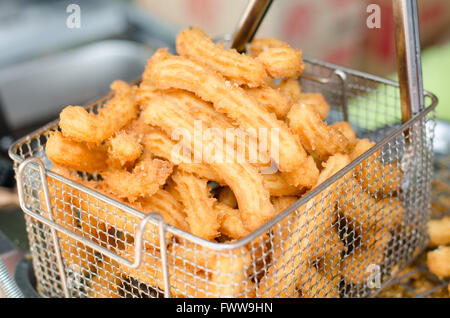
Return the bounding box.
[135,0,450,75]
[363,0,450,76]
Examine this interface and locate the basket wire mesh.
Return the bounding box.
[9,58,437,298]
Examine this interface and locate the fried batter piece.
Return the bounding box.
[256,208,311,297]
[273,78,302,102]
[259,154,350,297]
[141,124,295,197]
[102,157,173,203]
[249,37,294,57]
[283,155,319,189]
[46,131,108,173]
[428,216,450,246]
[217,186,238,209]
[340,228,391,285]
[171,170,220,240]
[349,138,400,196]
[176,27,269,87]
[301,257,341,298]
[256,47,306,79]
[330,121,357,149]
[262,172,304,197]
[144,49,307,172]
[427,246,450,279]
[59,81,138,143]
[153,89,272,168]
[107,131,143,167]
[338,178,404,232]
[140,92,275,232]
[298,93,330,120]
[250,38,306,79]
[287,103,351,163]
[245,86,292,119]
[215,202,250,239]
[120,244,252,297]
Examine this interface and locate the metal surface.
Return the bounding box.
[18,160,69,297]
[8,56,438,297]
[0,258,24,298]
[0,0,129,68]
[394,0,424,123]
[231,0,273,53]
[14,254,39,298]
[0,40,153,130]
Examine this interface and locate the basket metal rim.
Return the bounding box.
[8,59,439,252]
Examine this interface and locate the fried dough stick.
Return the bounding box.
[427,246,450,279]
[428,216,450,246]
[259,155,350,297]
[140,93,275,232]
[330,122,357,149]
[121,244,252,298]
[297,93,330,120]
[283,155,319,189]
[155,89,272,168]
[256,208,311,297]
[215,202,250,239]
[102,157,173,203]
[107,131,143,167]
[340,229,391,285]
[175,27,269,88]
[46,131,108,173]
[272,154,349,252]
[245,86,292,119]
[249,37,294,57]
[171,170,220,240]
[143,127,223,182]
[274,79,302,102]
[262,172,304,196]
[349,138,400,196]
[217,187,237,209]
[257,47,306,79]
[144,49,307,173]
[59,81,138,143]
[46,166,187,248]
[338,178,404,233]
[249,37,306,79]
[143,126,301,197]
[287,103,351,163]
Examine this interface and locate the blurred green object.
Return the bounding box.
[347,43,449,131]
[421,43,450,122]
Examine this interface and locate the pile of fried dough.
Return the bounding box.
[44,27,404,298]
[427,216,450,292]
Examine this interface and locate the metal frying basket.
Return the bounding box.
[8,0,438,298]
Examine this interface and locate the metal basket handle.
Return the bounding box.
[16,157,171,297]
[394,0,424,123]
[232,0,424,125]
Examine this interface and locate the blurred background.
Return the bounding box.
[0,0,449,294]
[1,0,449,141]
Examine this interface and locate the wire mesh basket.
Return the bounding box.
[9,56,437,298]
